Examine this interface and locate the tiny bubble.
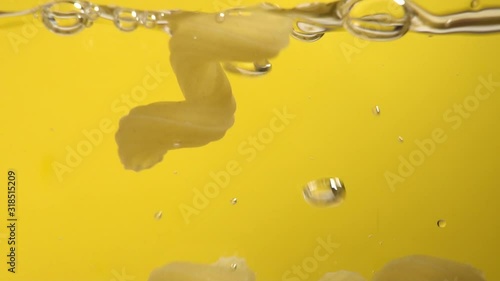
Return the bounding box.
[373,106,381,115]
[398,136,404,143]
[215,12,226,23]
[230,263,238,270]
[154,211,163,220]
[437,219,447,228]
[231,198,238,205]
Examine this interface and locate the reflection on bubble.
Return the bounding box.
[215,12,226,23]
[303,177,346,207]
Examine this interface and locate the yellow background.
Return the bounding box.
[1,0,499,280]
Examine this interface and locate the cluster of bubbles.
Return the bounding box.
[286,0,412,43]
[36,1,171,35]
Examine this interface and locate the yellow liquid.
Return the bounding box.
[1,0,499,280]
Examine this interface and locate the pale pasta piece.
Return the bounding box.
[148,256,255,281]
[116,9,292,171]
[319,271,368,281]
[373,255,486,281]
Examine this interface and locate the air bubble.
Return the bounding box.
[230,263,238,270]
[41,1,88,35]
[471,0,480,9]
[114,8,139,31]
[215,12,226,23]
[139,12,157,28]
[344,0,411,41]
[154,211,163,220]
[231,198,238,205]
[303,177,346,207]
[84,4,100,21]
[373,106,381,115]
[437,219,447,228]
[291,21,326,42]
[398,136,404,142]
[223,60,272,76]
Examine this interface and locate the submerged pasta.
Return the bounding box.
[319,271,367,281]
[372,255,486,281]
[147,255,485,281]
[115,10,292,171]
[148,256,255,281]
[317,255,486,281]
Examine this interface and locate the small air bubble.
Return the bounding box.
[154,211,163,220]
[437,219,447,228]
[230,263,238,270]
[114,8,139,32]
[303,177,346,207]
[398,136,404,143]
[471,0,480,9]
[231,198,238,205]
[215,12,226,23]
[373,106,381,115]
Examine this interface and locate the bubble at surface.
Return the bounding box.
[303,177,346,207]
[437,219,447,228]
[373,106,381,115]
[231,198,238,205]
[114,8,139,32]
[398,136,404,142]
